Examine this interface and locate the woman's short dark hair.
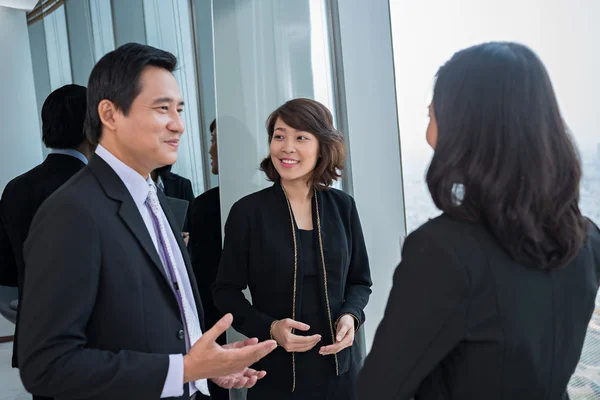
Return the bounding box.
[41,84,87,149]
[209,119,216,134]
[84,43,177,145]
[427,41,587,270]
[260,98,346,191]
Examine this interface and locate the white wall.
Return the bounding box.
[0,6,43,192]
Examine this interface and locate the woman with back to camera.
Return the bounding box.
[213,98,372,399]
[357,42,600,399]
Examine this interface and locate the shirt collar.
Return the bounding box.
[50,148,88,165]
[94,144,154,208]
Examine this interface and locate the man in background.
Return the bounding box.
[190,119,227,400]
[152,164,195,245]
[0,84,93,400]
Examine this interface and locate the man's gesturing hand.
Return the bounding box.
[183,314,277,383]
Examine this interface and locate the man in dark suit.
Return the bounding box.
[18,43,275,400]
[189,119,227,400]
[153,165,195,206]
[0,84,93,388]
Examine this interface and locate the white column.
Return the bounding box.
[0,6,43,192]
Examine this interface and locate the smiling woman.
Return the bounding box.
[213,98,372,400]
[260,98,346,192]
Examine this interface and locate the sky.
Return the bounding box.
[389,0,600,172]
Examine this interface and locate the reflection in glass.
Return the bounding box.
[44,5,72,90]
[88,0,116,61]
[189,120,228,399]
[143,0,205,195]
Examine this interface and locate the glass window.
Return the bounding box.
[143,0,205,195]
[389,0,599,231]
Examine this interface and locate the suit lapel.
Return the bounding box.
[117,199,170,285]
[88,156,170,286]
[89,156,205,328]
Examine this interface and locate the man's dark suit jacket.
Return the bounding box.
[190,187,223,337]
[0,217,17,287]
[0,153,85,367]
[161,171,195,232]
[18,155,205,400]
[189,187,229,400]
[357,214,600,399]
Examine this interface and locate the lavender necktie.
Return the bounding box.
[146,184,209,395]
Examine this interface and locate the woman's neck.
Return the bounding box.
[281,178,312,202]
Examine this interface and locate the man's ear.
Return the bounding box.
[98,99,119,132]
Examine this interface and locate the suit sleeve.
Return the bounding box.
[18,199,170,399]
[190,193,224,331]
[356,227,470,400]
[212,201,276,341]
[182,178,195,233]
[589,218,600,279]
[0,186,24,288]
[189,196,201,264]
[0,212,18,287]
[182,179,195,205]
[335,197,372,329]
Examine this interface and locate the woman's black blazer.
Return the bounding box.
[213,182,372,391]
[357,215,600,399]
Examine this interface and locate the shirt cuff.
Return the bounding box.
[161,354,185,398]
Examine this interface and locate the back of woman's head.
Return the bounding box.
[427,41,587,270]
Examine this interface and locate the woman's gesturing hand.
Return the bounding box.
[271,318,322,353]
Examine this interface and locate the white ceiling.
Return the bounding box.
[0,0,39,12]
